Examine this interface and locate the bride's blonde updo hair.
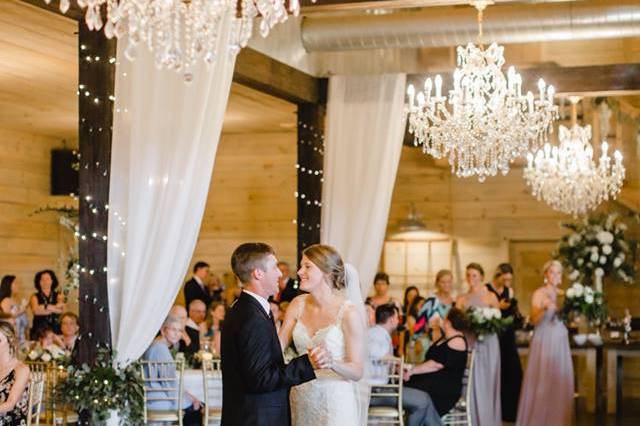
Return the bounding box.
[302,244,346,290]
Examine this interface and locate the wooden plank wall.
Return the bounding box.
[0,128,76,304]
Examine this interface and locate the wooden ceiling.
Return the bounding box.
[0,0,296,141]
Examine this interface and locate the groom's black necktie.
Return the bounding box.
[268,310,275,324]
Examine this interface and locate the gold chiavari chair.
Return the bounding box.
[441,350,475,426]
[140,358,185,425]
[26,371,45,426]
[202,358,222,425]
[25,361,79,425]
[367,356,404,426]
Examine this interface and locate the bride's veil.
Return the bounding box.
[344,263,371,426]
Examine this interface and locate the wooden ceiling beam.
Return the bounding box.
[408,63,640,95]
[18,0,82,21]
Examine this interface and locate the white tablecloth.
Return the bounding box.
[183,369,222,406]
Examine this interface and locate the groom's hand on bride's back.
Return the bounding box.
[309,345,332,370]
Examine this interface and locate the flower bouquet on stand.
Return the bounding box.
[466,306,513,341]
[561,282,607,345]
[26,343,70,365]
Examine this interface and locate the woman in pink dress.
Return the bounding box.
[517,260,574,426]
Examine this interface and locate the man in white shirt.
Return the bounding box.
[368,304,443,426]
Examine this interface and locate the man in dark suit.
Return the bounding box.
[221,243,328,426]
[275,261,303,303]
[184,261,211,309]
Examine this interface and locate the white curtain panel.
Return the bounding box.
[107,16,237,364]
[321,74,407,298]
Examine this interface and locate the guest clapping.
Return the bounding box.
[29,270,65,339]
[404,308,469,418]
[0,321,30,423]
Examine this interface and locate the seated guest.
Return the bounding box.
[29,270,65,339]
[0,275,28,345]
[143,316,201,425]
[404,308,469,418]
[169,305,199,358]
[32,325,67,360]
[368,304,442,426]
[0,320,30,423]
[200,302,225,355]
[187,300,206,331]
[184,262,211,309]
[59,312,79,352]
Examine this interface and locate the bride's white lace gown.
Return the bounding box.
[290,296,360,426]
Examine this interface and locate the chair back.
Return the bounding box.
[25,361,59,424]
[202,358,223,425]
[139,359,185,424]
[367,356,404,425]
[441,349,475,425]
[26,371,45,426]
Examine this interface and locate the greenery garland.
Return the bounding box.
[58,349,144,425]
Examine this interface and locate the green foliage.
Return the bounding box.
[58,348,144,425]
[556,212,638,286]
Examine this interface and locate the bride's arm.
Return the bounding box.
[331,306,364,381]
[278,296,303,350]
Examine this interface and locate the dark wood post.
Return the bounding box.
[296,103,326,263]
[77,22,116,365]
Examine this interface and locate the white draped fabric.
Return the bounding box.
[321,74,407,297]
[107,15,237,364]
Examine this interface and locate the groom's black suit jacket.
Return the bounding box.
[221,291,315,426]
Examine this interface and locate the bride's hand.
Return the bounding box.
[309,345,332,370]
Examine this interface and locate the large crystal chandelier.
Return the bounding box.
[523,97,625,217]
[46,0,306,78]
[406,1,558,182]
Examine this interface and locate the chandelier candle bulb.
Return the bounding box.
[407,85,415,108]
[434,75,442,98]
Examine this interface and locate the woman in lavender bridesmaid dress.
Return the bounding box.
[516,260,574,426]
[456,263,501,426]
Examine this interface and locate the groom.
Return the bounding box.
[221,243,328,426]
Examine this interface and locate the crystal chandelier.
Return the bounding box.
[406,1,558,182]
[46,0,306,78]
[523,97,625,217]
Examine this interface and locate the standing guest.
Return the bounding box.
[184,261,211,309]
[59,312,80,353]
[424,269,456,343]
[456,263,501,426]
[206,273,224,303]
[169,305,199,359]
[274,261,302,303]
[486,263,523,423]
[402,286,420,321]
[200,302,225,354]
[516,260,574,426]
[404,308,469,419]
[368,304,441,426]
[0,275,28,345]
[0,320,30,424]
[30,270,65,339]
[368,273,400,309]
[143,316,202,426]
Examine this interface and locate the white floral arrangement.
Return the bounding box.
[557,212,637,288]
[466,306,512,338]
[27,344,69,363]
[561,282,607,325]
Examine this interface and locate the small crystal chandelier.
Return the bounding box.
[523,97,625,217]
[406,1,558,182]
[46,0,306,78]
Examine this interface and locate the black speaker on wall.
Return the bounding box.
[51,149,79,195]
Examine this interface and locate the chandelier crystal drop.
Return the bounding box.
[46,0,305,78]
[406,2,558,182]
[523,98,625,217]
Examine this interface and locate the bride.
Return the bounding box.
[278,244,367,426]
